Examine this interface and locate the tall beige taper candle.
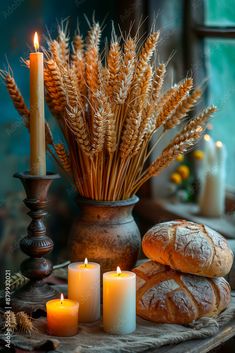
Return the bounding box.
[30,32,46,175]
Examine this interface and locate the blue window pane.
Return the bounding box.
[205,39,235,189]
[205,0,235,26]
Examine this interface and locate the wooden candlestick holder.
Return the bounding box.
[12,171,60,313]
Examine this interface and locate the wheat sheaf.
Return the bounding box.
[3,20,216,200]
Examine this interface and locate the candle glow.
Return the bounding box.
[60,293,64,304]
[34,32,39,51]
[117,266,121,276]
[84,257,88,267]
[216,141,223,148]
[204,134,211,142]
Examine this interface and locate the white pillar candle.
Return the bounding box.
[203,134,216,170]
[199,140,227,217]
[103,267,136,335]
[68,259,100,323]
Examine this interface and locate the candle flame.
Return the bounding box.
[60,293,64,304]
[34,32,39,52]
[216,141,223,148]
[117,266,121,276]
[204,134,211,142]
[84,258,88,267]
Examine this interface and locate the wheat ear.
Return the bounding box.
[87,22,101,47]
[73,33,84,54]
[116,38,136,104]
[107,41,121,100]
[134,64,152,110]
[3,72,30,125]
[16,312,34,335]
[46,59,67,111]
[181,105,217,134]
[50,40,63,67]
[164,88,202,130]
[54,143,71,173]
[65,106,91,154]
[120,109,141,158]
[155,78,193,129]
[58,25,70,63]
[135,32,159,80]
[151,63,166,103]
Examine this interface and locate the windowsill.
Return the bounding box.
[135,197,235,240]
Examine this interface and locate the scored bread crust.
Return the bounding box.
[142,220,234,278]
[133,261,231,324]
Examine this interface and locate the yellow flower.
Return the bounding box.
[177,165,190,180]
[176,154,184,162]
[193,149,204,160]
[170,172,182,185]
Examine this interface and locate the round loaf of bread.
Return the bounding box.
[142,220,233,278]
[133,261,231,324]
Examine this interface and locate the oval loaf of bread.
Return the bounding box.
[133,261,231,324]
[142,220,233,278]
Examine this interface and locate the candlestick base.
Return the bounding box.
[12,172,60,314]
[12,281,58,313]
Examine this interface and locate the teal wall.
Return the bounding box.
[0,0,116,200]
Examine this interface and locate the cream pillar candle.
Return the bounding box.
[199,140,227,217]
[203,134,216,170]
[103,267,136,335]
[214,141,226,216]
[68,259,100,322]
[46,294,79,337]
[30,32,46,175]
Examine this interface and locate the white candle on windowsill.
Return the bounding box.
[103,266,136,335]
[214,141,226,216]
[68,259,100,323]
[199,139,227,217]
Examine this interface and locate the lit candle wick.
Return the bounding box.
[204,134,211,142]
[84,258,88,268]
[34,32,39,52]
[216,141,223,148]
[117,266,121,276]
[60,293,64,305]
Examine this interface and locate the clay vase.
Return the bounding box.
[69,196,141,273]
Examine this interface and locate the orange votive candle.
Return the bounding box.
[46,294,79,336]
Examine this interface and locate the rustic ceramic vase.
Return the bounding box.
[69,196,141,273]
